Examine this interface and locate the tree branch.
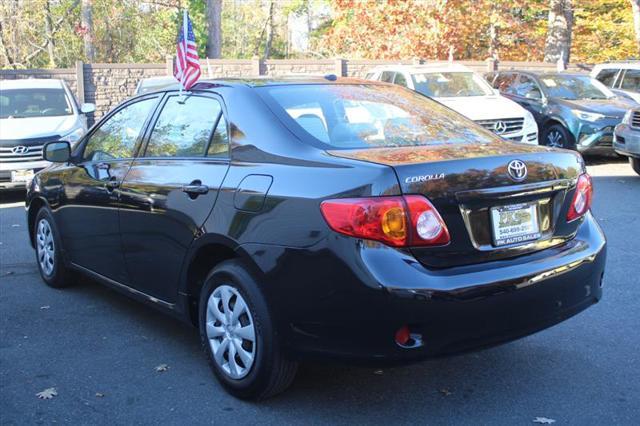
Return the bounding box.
[23,0,80,65]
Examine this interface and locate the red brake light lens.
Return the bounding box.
[320,195,450,247]
[566,173,593,222]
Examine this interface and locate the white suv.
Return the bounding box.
[0,79,95,190]
[367,64,539,144]
[591,62,640,104]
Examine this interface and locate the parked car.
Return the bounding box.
[0,79,94,190]
[614,108,640,175]
[367,64,539,144]
[27,77,606,400]
[591,61,640,103]
[486,71,635,153]
[134,76,179,95]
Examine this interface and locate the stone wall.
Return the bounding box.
[1,58,594,122]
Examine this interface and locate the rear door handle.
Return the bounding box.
[182,181,209,196]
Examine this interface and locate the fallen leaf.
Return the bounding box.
[4,271,14,276]
[36,387,57,399]
[95,392,105,398]
[373,369,384,375]
[533,417,556,424]
[439,388,453,396]
[40,305,50,310]
[155,364,169,372]
[11,224,20,227]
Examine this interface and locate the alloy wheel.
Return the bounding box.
[36,218,55,276]
[206,285,256,379]
[546,130,564,147]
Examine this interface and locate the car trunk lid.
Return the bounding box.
[329,142,585,267]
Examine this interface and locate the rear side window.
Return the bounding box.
[393,73,408,87]
[595,69,619,87]
[83,98,156,161]
[380,71,395,83]
[145,95,224,157]
[258,84,495,149]
[620,69,640,92]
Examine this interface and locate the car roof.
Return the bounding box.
[0,78,65,90]
[592,61,640,70]
[496,70,589,78]
[369,63,473,74]
[190,75,377,88]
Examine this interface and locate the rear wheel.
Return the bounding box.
[542,124,573,149]
[630,157,640,175]
[34,208,73,288]
[198,260,298,400]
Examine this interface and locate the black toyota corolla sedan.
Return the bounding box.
[26,77,606,400]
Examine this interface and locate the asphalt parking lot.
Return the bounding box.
[1,157,639,425]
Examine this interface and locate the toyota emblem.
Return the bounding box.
[11,145,29,155]
[507,160,527,181]
[493,121,508,135]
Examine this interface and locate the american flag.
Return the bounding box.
[174,10,201,91]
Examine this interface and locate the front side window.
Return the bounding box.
[259,84,495,149]
[145,95,223,157]
[539,75,614,100]
[595,69,620,88]
[83,98,156,161]
[412,72,493,97]
[493,73,518,93]
[0,88,72,119]
[620,69,640,92]
[514,75,543,99]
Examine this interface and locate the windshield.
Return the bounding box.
[0,88,73,119]
[258,84,495,149]
[539,75,614,100]
[411,72,493,97]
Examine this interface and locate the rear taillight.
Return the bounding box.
[566,173,593,222]
[320,195,450,247]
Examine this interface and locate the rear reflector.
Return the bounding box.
[320,195,450,247]
[566,173,593,222]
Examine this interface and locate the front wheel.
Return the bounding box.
[542,124,573,149]
[34,208,74,288]
[199,260,298,400]
[630,157,640,176]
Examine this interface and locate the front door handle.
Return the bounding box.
[182,180,209,197]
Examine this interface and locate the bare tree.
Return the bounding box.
[205,0,222,58]
[632,0,640,55]
[81,0,95,61]
[544,0,573,65]
[44,0,56,67]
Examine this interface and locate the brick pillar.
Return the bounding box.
[334,58,346,77]
[486,57,499,72]
[165,56,174,75]
[75,60,85,103]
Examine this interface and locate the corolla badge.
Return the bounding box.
[11,145,29,155]
[493,121,508,135]
[405,173,445,184]
[507,159,527,181]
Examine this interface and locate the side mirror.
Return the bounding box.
[525,90,542,100]
[43,141,71,163]
[80,103,96,114]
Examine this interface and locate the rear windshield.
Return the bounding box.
[258,84,495,149]
[412,72,493,97]
[0,88,73,119]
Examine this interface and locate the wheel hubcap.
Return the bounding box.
[547,130,563,147]
[36,219,55,276]
[206,285,256,379]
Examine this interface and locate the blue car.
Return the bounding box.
[486,71,637,153]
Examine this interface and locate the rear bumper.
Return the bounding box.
[248,213,606,363]
[614,123,640,159]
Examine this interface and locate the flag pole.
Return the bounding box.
[178,9,188,97]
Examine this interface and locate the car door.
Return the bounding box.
[56,95,159,283]
[619,69,640,96]
[118,92,230,303]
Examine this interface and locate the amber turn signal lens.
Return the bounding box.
[381,207,406,240]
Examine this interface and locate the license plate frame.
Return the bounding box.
[11,169,34,183]
[490,202,541,247]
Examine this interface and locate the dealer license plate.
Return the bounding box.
[490,202,541,247]
[11,169,34,183]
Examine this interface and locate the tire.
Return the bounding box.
[198,259,298,400]
[631,157,640,176]
[33,208,73,288]
[542,124,573,149]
